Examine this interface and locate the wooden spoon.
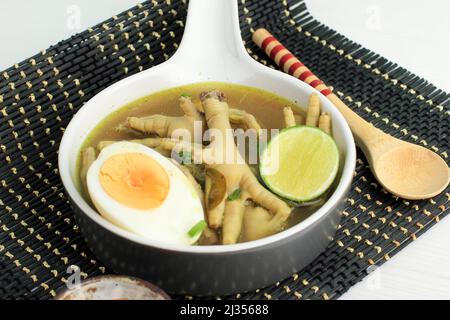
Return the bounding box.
[253,28,449,200]
[328,94,449,200]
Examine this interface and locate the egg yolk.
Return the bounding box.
[99,153,169,209]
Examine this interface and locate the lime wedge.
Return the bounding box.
[259,126,339,202]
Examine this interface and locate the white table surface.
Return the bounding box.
[0,0,449,300]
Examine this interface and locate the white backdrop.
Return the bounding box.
[0,0,449,299]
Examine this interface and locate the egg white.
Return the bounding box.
[86,141,204,245]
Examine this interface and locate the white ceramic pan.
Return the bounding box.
[58,0,356,295]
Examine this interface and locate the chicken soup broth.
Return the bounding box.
[78,82,335,245]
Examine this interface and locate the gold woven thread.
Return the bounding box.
[0,0,445,296]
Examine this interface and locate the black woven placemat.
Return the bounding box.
[0,0,448,300]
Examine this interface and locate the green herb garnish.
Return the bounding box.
[188,220,207,237]
[180,92,191,98]
[178,150,192,164]
[227,188,241,201]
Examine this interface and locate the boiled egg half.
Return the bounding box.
[86,141,204,245]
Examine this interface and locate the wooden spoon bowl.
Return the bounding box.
[371,137,449,200]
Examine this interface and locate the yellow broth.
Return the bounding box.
[78,82,331,235]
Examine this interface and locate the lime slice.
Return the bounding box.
[259,126,339,202]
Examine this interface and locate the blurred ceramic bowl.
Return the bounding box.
[54,275,170,300]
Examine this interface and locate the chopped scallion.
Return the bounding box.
[188,220,207,237]
[227,188,241,201]
[178,150,192,164]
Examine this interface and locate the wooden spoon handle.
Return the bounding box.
[252,28,383,148]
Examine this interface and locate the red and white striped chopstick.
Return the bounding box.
[252,28,332,97]
[251,27,376,148]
